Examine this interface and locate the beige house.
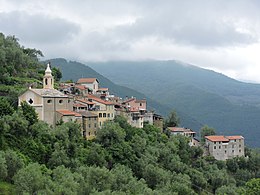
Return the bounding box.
[19,64,74,127]
[205,135,245,160]
[168,127,198,146]
[56,110,82,124]
[77,78,99,94]
[123,97,146,111]
[81,111,98,140]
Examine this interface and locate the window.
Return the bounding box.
[103,113,106,117]
[59,100,63,104]
[94,123,97,128]
[140,103,142,106]
[219,141,221,144]
[88,132,91,136]
[47,99,52,104]
[232,145,234,148]
[225,150,227,154]
[28,98,33,104]
[68,100,71,103]
[214,146,216,149]
[234,139,236,142]
[45,78,48,85]
[239,149,241,153]
[239,144,241,148]
[108,113,110,118]
[88,124,91,128]
[112,113,114,117]
[232,150,234,153]
[89,117,91,121]
[214,142,216,144]
[219,146,221,149]
[99,113,102,118]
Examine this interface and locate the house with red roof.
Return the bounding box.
[167,127,199,146]
[77,78,99,94]
[205,135,245,160]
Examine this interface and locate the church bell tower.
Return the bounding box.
[43,63,54,89]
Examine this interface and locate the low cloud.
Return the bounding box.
[0,11,80,44]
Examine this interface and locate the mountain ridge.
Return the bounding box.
[85,60,260,147]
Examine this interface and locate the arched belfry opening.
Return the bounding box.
[43,63,54,89]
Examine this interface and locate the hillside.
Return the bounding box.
[0,33,44,106]
[87,61,260,147]
[48,58,202,130]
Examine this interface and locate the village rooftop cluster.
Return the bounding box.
[18,64,245,161]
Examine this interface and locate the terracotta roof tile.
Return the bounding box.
[226,136,244,140]
[56,110,82,117]
[75,85,87,90]
[205,136,229,142]
[168,127,195,133]
[88,94,114,105]
[77,78,98,83]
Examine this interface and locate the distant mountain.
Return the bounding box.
[47,58,201,131]
[86,60,260,148]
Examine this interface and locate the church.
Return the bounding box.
[18,64,75,126]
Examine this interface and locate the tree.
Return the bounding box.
[0,151,7,181]
[4,150,25,182]
[13,163,51,194]
[52,67,62,82]
[245,178,260,194]
[0,97,14,117]
[51,165,82,195]
[20,101,38,126]
[164,110,180,128]
[96,121,126,147]
[200,125,216,143]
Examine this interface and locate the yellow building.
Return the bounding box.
[81,111,98,140]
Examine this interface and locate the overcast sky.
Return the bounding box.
[1,0,260,83]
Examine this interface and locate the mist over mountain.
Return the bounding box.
[85,60,260,148]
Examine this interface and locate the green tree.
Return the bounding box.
[0,151,7,181]
[52,67,62,82]
[164,110,180,128]
[51,165,82,195]
[0,97,14,117]
[4,150,25,182]
[245,178,260,195]
[77,166,113,194]
[200,125,216,143]
[20,101,38,126]
[13,163,51,194]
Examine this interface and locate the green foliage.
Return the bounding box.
[200,125,216,143]
[52,67,62,82]
[0,97,14,117]
[0,151,7,181]
[13,163,51,194]
[245,178,260,194]
[164,110,180,128]
[20,101,38,126]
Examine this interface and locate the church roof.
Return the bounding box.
[30,88,68,97]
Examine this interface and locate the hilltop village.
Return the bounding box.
[19,64,245,161]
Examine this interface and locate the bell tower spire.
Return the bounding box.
[43,63,54,89]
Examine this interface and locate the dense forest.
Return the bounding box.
[0,33,260,194]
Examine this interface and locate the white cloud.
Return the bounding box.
[1,0,260,82]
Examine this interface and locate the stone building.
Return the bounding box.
[205,135,245,160]
[19,64,74,127]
